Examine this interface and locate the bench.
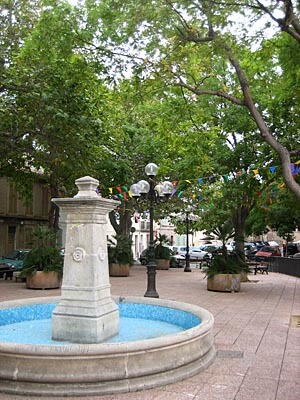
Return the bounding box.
[0,269,14,280]
[13,271,26,282]
[247,261,269,275]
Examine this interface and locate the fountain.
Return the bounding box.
[0,176,216,396]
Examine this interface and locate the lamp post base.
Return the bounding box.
[184,255,192,272]
[144,265,159,298]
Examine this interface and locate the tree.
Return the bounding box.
[0,1,117,228]
[87,0,300,200]
[268,189,300,241]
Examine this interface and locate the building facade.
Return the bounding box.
[0,177,50,257]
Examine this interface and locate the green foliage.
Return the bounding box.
[203,253,249,279]
[108,234,134,265]
[205,219,235,254]
[21,226,63,277]
[154,234,171,260]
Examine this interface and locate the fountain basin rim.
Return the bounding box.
[0,295,214,354]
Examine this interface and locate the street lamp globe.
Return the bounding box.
[145,163,158,177]
[154,183,164,196]
[130,183,141,198]
[137,180,150,194]
[162,181,174,196]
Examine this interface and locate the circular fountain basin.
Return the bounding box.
[0,296,216,397]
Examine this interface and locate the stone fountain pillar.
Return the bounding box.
[51,176,120,343]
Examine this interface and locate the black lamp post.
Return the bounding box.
[177,210,199,272]
[130,163,173,298]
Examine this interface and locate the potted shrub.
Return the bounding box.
[203,220,249,291]
[154,234,171,270]
[203,253,249,292]
[21,226,63,289]
[108,234,134,277]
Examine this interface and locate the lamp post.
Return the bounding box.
[176,210,199,272]
[130,163,173,298]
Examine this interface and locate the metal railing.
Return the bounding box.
[269,257,300,278]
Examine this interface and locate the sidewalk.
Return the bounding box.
[0,265,299,400]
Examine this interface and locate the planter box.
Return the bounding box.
[156,259,170,270]
[207,273,241,292]
[26,271,61,289]
[109,263,130,277]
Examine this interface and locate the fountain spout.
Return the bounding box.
[51,176,120,343]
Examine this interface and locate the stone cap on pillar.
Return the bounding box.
[74,176,99,198]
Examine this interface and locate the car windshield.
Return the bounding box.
[2,250,26,260]
[2,250,20,259]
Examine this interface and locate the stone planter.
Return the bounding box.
[156,259,170,270]
[26,271,61,289]
[109,263,130,277]
[240,271,249,282]
[207,273,241,292]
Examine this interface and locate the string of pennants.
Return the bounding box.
[107,161,300,200]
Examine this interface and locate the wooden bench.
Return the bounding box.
[13,271,26,282]
[0,268,14,280]
[247,261,269,275]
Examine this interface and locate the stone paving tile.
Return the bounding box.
[0,267,299,400]
[235,377,278,400]
[157,378,201,397]
[110,389,162,400]
[205,372,245,387]
[276,379,300,400]
[194,382,240,399]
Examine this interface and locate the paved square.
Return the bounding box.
[0,265,299,400]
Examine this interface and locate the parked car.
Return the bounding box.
[254,246,281,262]
[188,248,212,261]
[244,243,257,261]
[0,249,30,279]
[201,245,222,257]
[139,249,149,265]
[253,241,267,250]
[176,246,189,256]
[168,246,178,254]
[170,254,186,268]
[284,242,300,257]
[139,248,185,267]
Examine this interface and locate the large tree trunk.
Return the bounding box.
[49,183,60,231]
[109,201,133,237]
[224,44,300,201]
[232,205,250,258]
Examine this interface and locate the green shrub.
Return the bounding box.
[203,253,249,279]
[21,225,63,278]
[154,234,171,260]
[21,246,63,277]
[108,234,134,265]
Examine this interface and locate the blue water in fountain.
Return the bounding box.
[0,303,201,345]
